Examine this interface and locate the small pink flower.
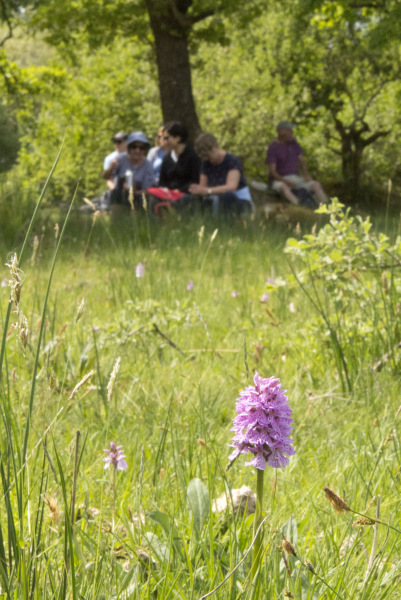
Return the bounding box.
[92,325,99,333]
[135,262,145,278]
[266,277,275,285]
[103,442,127,471]
[260,293,270,303]
[1,278,8,288]
[186,280,194,290]
[232,290,240,297]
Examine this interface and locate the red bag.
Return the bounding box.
[147,187,185,202]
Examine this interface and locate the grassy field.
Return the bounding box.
[0,201,401,600]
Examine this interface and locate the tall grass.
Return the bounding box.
[0,190,401,598]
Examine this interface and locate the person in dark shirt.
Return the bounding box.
[158,122,201,192]
[190,133,253,215]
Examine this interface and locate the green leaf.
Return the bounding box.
[329,249,343,261]
[147,510,171,536]
[147,510,185,559]
[187,478,209,533]
[144,532,170,565]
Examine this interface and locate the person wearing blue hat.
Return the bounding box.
[266,121,328,206]
[105,131,156,210]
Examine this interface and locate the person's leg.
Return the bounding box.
[293,177,329,205]
[271,180,299,205]
[308,181,329,204]
[174,193,199,213]
[218,192,244,214]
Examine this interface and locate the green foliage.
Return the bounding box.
[15,40,160,200]
[3,0,401,199]
[283,199,401,387]
[1,190,401,598]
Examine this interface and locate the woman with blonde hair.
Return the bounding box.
[189,133,253,215]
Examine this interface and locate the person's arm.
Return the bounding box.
[103,157,119,180]
[188,152,201,186]
[189,170,241,196]
[298,155,312,180]
[158,155,170,188]
[268,163,296,186]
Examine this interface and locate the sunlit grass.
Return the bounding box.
[0,204,401,599]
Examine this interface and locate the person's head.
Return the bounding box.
[163,122,188,150]
[126,131,150,164]
[194,133,220,162]
[112,131,128,152]
[276,120,295,142]
[153,125,165,147]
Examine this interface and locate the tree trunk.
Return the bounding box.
[145,0,202,145]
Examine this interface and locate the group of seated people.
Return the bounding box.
[101,120,328,216]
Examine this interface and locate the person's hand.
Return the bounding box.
[304,175,313,182]
[189,184,208,195]
[111,158,119,170]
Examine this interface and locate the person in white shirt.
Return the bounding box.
[103,131,128,191]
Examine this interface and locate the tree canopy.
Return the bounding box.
[1,0,401,200]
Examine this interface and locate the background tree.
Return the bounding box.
[289,0,401,195]
[29,0,264,143]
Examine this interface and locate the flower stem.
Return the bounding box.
[249,468,265,599]
[300,560,345,600]
[350,508,401,535]
[112,467,116,531]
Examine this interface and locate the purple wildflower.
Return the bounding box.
[260,292,270,303]
[232,290,240,297]
[228,372,295,470]
[135,262,145,278]
[266,277,275,285]
[186,280,194,290]
[103,442,128,471]
[1,278,7,288]
[92,325,99,333]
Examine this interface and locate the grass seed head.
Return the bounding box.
[68,370,95,402]
[353,517,375,527]
[282,537,297,557]
[31,235,39,265]
[323,487,350,513]
[6,253,24,311]
[44,494,61,525]
[19,314,29,352]
[107,357,121,402]
[305,559,316,573]
[76,298,85,323]
[210,228,218,243]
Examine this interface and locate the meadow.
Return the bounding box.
[0,195,401,600]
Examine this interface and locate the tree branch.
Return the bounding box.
[0,0,13,47]
[168,0,214,30]
[361,129,391,147]
[360,81,390,121]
